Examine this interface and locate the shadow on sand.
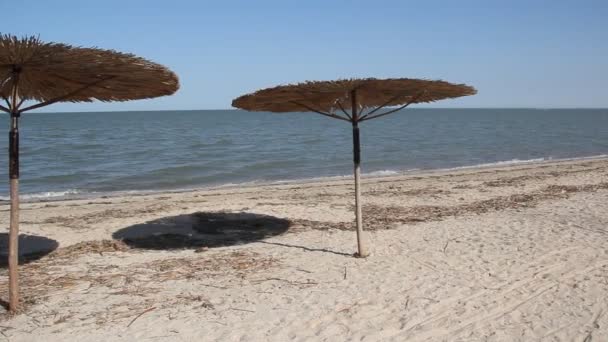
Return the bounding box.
[0,233,59,267]
[113,211,292,250]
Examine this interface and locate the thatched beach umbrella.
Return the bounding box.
[0,34,179,311]
[232,78,476,257]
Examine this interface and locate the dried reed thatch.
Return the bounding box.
[0,34,179,312]
[0,34,178,107]
[232,77,476,258]
[232,78,475,114]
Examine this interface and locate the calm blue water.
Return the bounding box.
[1,109,607,200]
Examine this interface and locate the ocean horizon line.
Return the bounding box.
[21,107,608,115]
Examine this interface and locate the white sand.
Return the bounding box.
[1,158,608,341]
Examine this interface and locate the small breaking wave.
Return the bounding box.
[445,158,549,171]
[0,189,83,202]
[366,170,402,177]
[444,154,608,171]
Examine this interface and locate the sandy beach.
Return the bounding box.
[1,157,607,341]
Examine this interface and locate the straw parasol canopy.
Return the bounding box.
[0,34,179,312]
[233,78,476,257]
[0,35,178,108]
[233,78,475,115]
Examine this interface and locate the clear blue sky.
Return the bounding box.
[5,0,608,111]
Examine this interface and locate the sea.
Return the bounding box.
[1,109,607,201]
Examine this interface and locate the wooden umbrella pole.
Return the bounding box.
[351,90,368,257]
[8,110,20,311]
[8,69,21,312]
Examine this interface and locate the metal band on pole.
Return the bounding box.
[9,115,19,179]
[352,124,360,165]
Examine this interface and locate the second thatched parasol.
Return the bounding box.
[0,34,179,312]
[232,78,476,257]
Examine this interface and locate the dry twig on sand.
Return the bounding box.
[127,307,156,327]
